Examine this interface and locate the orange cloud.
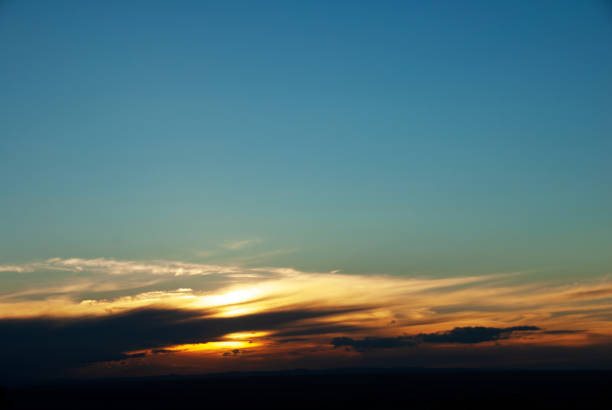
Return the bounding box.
[2,257,612,380]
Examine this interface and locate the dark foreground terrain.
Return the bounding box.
[1,369,611,409]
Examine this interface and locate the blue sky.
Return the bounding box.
[1,0,611,278]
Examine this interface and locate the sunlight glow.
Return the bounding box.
[194,288,260,308]
[166,341,259,352]
[224,331,271,339]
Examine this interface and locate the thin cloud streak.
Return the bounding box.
[222,238,262,250]
[0,265,32,273]
[1,257,242,276]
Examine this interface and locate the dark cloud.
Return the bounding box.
[125,352,147,358]
[0,306,361,382]
[152,349,175,354]
[421,326,539,344]
[332,326,540,351]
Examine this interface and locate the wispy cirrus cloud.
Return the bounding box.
[2,258,612,334]
[222,238,262,250]
[0,257,242,276]
[0,265,35,273]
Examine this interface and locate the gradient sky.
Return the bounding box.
[1,1,612,382]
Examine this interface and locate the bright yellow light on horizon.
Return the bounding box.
[224,331,270,339]
[125,331,270,357]
[167,341,258,352]
[126,340,261,357]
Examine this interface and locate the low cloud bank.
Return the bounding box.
[332,326,540,350]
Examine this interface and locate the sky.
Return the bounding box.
[1,0,612,382]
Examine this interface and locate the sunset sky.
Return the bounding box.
[1,0,612,383]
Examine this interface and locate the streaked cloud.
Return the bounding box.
[331,326,541,351]
[222,238,262,250]
[0,265,34,273]
[1,257,241,276]
[1,257,612,381]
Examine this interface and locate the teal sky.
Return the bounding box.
[1,0,611,279]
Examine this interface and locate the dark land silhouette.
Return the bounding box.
[2,369,611,409]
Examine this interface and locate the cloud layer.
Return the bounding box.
[332,326,541,351]
[1,257,612,381]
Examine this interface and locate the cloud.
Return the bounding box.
[2,256,612,380]
[0,265,33,273]
[0,305,363,381]
[564,287,612,299]
[332,326,540,351]
[47,257,242,276]
[2,257,612,341]
[125,352,147,358]
[2,258,242,276]
[421,326,540,344]
[222,239,261,250]
[152,349,174,354]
